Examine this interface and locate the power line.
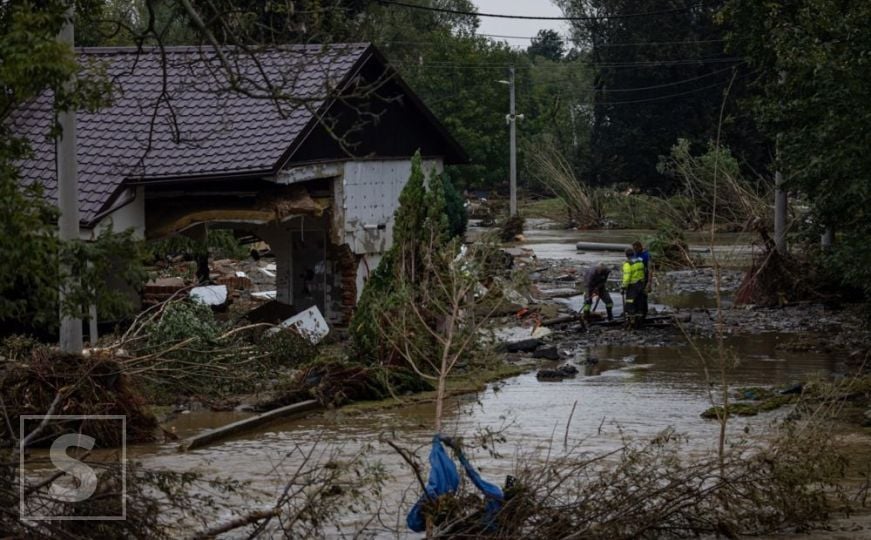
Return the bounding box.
[595,64,741,93]
[388,56,742,70]
[379,36,728,48]
[376,0,702,21]
[596,72,754,104]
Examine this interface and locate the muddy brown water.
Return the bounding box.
[130,229,845,536]
[134,333,840,536]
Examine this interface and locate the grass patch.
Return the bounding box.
[519,197,569,221]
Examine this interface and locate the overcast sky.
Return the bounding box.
[472,0,570,48]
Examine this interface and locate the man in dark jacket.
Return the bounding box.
[582,263,613,320]
[633,241,652,319]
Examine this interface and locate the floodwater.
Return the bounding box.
[470,219,757,267]
[131,224,844,536]
[139,332,838,536]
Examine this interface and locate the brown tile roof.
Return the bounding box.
[8,44,371,224]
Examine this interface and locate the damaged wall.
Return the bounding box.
[336,159,443,256]
[335,159,443,303]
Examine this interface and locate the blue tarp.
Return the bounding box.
[406,435,504,533]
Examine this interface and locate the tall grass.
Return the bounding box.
[526,141,603,229]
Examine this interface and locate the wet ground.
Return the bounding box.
[135,223,870,537]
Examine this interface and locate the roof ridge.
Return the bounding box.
[76,43,372,55]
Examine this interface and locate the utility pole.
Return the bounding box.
[57,2,83,353]
[508,67,517,217]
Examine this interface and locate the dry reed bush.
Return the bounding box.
[417,418,855,539]
[527,140,603,229]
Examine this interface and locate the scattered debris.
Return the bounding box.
[499,214,525,242]
[143,276,187,306]
[533,346,560,360]
[536,364,579,381]
[190,284,228,306]
[1,348,158,445]
[268,306,330,344]
[180,399,320,451]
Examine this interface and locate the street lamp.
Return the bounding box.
[497,68,523,217]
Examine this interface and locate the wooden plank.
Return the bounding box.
[179,400,321,451]
[541,313,691,327]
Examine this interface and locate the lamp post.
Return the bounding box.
[498,67,523,217]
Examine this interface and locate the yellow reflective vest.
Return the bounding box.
[622,258,645,288]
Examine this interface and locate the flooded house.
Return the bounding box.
[9,44,467,326]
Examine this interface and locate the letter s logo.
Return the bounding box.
[49,434,98,502]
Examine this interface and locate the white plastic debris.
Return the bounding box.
[235,271,247,278]
[269,306,330,344]
[260,268,276,278]
[251,290,277,300]
[189,285,228,306]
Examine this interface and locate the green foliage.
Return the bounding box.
[0,163,60,331]
[147,229,249,262]
[442,173,468,238]
[721,0,871,298]
[556,0,767,190]
[657,138,769,229]
[0,151,146,333]
[148,301,221,345]
[527,29,565,61]
[0,1,143,337]
[258,329,318,368]
[63,228,148,321]
[351,150,453,364]
[0,334,43,362]
[133,301,321,401]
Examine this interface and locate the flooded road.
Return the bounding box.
[134,225,846,536]
[471,220,757,267]
[139,332,838,536]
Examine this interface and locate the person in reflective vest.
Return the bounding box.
[582,263,613,320]
[622,248,646,328]
[632,240,652,319]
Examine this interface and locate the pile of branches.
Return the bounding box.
[499,214,525,242]
[258,361,433,410]
[114,298,318,402]
[413,422,854,539]
[1,345,158,446]
[735,220,825,306]
[647,222,698,270]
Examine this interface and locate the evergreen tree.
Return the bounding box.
[527,29,565,61]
